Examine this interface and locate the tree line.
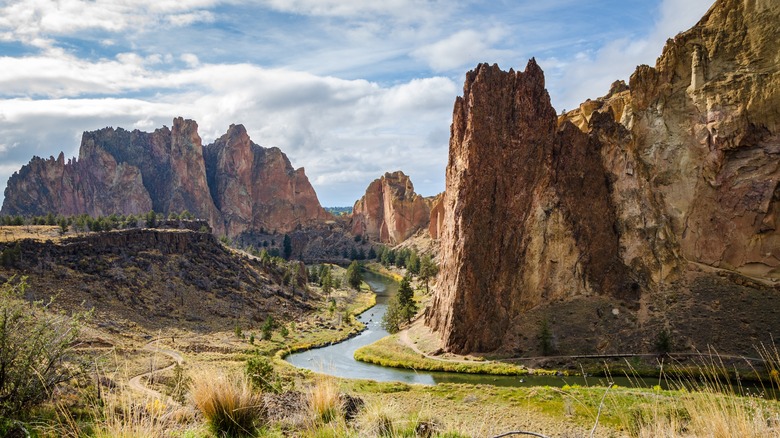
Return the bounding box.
[0,210,201,234]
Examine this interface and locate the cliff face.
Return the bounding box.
[428,192,445,240]
[204,124,329,236]
[2,118,329,236]
[350,171,431,244]
[427,0,780,354]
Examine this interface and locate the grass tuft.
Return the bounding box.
[190,369,264,437]
[307,376,342,424]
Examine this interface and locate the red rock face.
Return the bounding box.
[425,61,638,353]
[2,119,328,236]
[350,171,431,244]
[427,0,780,355]
[205,124,330,235]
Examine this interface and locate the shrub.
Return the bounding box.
[245,355,278,393]
[190,370,264,437]
[0,276,89,420]
[655,328,673,354]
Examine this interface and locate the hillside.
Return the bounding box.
[0,226,311,333]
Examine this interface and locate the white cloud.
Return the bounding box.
[412,28,508,72]
[258,0,447,20]
[180,53,201,68]
[0,58,456,205]
[167,10,215,26]
[0,0,221,48]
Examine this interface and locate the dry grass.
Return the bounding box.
[622,352,780,437]
[0,225,64,242]
[307,375,342,424]
[190,369,264,437]
[91,394,195,438]
[356,400,397,437]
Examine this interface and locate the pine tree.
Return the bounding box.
[346,261,362,290]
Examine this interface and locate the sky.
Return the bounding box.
[0,0,715,207]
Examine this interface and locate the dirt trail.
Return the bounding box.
[127,339,185,402]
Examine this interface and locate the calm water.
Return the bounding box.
[285,270,634,388]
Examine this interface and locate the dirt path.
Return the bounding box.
[127,339,185,402]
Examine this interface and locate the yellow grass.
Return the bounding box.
[0,225,64,242]
[190,369,264,437]
[307,375,342,424]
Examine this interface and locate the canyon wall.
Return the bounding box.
[350,171,431,244]
[2,118,329,236]
[427,0,780,355]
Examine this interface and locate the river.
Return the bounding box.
[285,270,640,388]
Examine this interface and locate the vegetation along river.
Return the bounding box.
[286,270,642,388]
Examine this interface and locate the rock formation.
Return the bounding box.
[2,118,329,236]
[204,123,329,236]
[427,0,780,355]
[428,193,445,240]
[350,171,431,244]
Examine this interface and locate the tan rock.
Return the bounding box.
[428,192,445,240]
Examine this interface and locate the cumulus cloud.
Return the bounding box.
[0,0,220,47]
[0,55,456,205]
[411,28,510,72]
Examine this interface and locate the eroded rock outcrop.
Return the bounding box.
[427,0,780,355]
[2,118,329,236]
[204,124,329,235]
[350,171,431,244]
[428,192,445,240]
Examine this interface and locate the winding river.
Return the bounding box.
[286,271,632,388]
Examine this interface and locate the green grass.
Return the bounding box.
[354,335,529,376]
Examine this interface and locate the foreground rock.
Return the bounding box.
[2,118,329,236]
[427,0,780,355]
[350,171,431,244]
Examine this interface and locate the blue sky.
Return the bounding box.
[0,0,714,207]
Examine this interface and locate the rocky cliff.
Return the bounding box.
[2,118,329,236]
[204,124,329,236]
[350,171,431,244]
[426,0,780,355]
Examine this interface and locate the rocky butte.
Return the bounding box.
[1,118,329,237]
[426,0,780,356]
[350,171,431,244]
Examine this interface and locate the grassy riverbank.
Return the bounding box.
[354,335,532,376]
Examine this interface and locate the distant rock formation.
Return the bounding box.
[427,0,780,355]
[350,171,431,244]
[2,118,329,236]
[203,123,329,237]
[428,193,445,240]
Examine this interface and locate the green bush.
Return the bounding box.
[0,276,89,420]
